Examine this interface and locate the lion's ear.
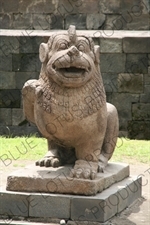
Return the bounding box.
[39,43,48,63]
[94,45,100,64]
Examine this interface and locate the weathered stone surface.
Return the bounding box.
[110,93,139,130]
[126,14,149,30]
[132,103,150,120]
[0,125,39,137]
[71,176,141,222]
[58,0,99,15]
[0,90,21,108]
[29,194,70,218]
[0,191,29,217]
[118,73,143,93]
[104,15,127,30]
[12,53,41,72]
[102,73,118,93]
[100,53,126,73]
[0,72,15,89]
[15,72,39,89]
[0,54,12,71]
[86,13,106,30]
[140,85,150,103]
[99,0,121,14]
[0,36,19,54]
[128,121,150,140]
[32,13,51,30]
[19,36,42,53]
[1,175,142,222]
[126,54,148,74]
[100,38,122,53]
[12,13,32,29]
[0,108,12,125]
[6,163,129,195]
[123,37,150,53]
[12,109,25,126]
[121,0,145,13]
[0,13,11,29]
[65,14,86,29]
[1,0,19,13]
[50,14,64,30]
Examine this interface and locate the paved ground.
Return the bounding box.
[0,160,150,225]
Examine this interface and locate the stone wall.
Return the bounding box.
[0,30,149,139]
[0,0,149,30]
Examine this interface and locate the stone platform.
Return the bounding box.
[6,162,129,195]
[0,175,141,223]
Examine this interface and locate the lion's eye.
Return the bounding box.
[78,44,85,52]
[59,43,68,50]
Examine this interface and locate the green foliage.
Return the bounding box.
[0,136,149,164]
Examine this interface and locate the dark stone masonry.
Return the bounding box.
[0,0,150,139]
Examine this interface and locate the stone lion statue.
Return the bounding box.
[22,25,119,180]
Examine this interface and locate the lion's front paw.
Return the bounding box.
[36,156,61,168]
[70,159,98,180]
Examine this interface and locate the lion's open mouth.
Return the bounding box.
[58,67,86,78]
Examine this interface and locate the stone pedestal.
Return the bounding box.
[0,163,142,223]
[6,162,129,195]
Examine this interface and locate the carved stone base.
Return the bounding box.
[1,174,142,223]
[6,162,129,195]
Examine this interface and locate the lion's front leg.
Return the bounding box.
[71,159,98,180]
[71,141,103,180]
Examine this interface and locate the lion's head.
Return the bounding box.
[39,25,100,88]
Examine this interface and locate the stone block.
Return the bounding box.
[0,125,39,137]
[121,0,145,13]
[65,14,86,30]
[0,36,19,55]
[0,175,141,223]
[86,13,106,30]
[132,103,150,120]
[29,194,70,219]
[57,0,99,15]
[104,15,127,30]
[123,37,150,53]
[0,90,21,108]
[15,72,39,89]
[32,13,51,30]
[140,85,150,103]
[148,67,150,74]
[110,93,139,130]
[99,0,121,14]
[1,0,19,13]
[117,176,142,213]
[126,14,149,30]
[100,38,122,53]
[12,13,32,29]
[118,73,143,93]
[100,53,126,73]
[0,191,29,217]
[0,72,15,89]
[19,36,42,54]
[102,73,118,93]
[0,54,12,71]
[144,74,150,86]
[0,13,11,29]
[50,14,64,29]
[12,109,25,126]
[128,121,150,140]
[126,54,148,74]
[12,54,41,72]
[6,163,129,196]
[0,108,12,125]
[71,176,141,223]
